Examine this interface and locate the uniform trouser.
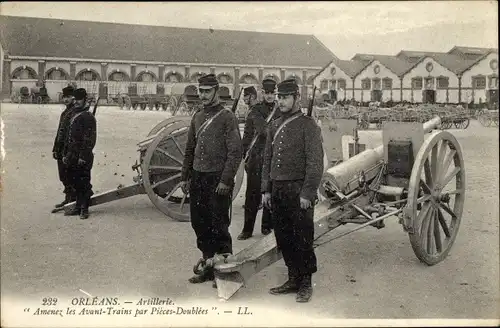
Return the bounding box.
[67,158,94,209]
[190,170,233,260]
[271,180,317,277]
[243,165,272,233]
[57,159,75,197]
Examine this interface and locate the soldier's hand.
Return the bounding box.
[52,152,59,160]
[180,180,190,195]
[300,197,312,210]
[215,182,231,195]
[77,159,86,166]
[262,192,272,209]
[62,157,68,165]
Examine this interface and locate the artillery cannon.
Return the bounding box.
[206,116,465,301]
[62,116,245,221]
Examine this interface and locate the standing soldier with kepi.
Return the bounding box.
[261,78,324,303]
[62,88,97,220]
[238,79,279,240]
[180,74,242,287]
[52,85,76,213]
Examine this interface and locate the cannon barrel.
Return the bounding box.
[320,116,441,195]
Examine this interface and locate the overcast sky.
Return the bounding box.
[1,1,497,59]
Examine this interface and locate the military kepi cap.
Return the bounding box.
[198,74,219,90]
[277,78,299,95]
[243,86,257,96]
[74,88,88,100]
[62,85,75,97]
[262,78,277,92]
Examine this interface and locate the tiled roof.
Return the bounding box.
[448,46,497,56]
[427,53,479,74]
[311,57,365,80]
[351,54,413,76]
[0,15,335,68]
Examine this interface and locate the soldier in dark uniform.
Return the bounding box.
[52,85,76,212]
[180,74,242,287]
[62,88,97,220]
[261,79,324,303]
[238,79,280,240]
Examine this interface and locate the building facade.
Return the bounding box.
[313,46,498,106]
[0,15,337,103]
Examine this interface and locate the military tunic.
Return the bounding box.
[240,101,279,234]
[53,102,76,197]
[63,104,97,209]
[261,110,324,278]
[181,103,242,259]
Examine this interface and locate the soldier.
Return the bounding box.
[180,74,242,287]
[238,80,280,240]
[51,85,76,213]
[62,88,97,220]
[261,79,324,303]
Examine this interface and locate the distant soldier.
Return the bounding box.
[180,74,242,288]
[238,80,280,240]
[261,79,324,303]
[51,85,76,213]
[62,88,97,220]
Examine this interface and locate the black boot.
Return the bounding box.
[64,206,81,216]
[237,231,252,240]
[188,269,214,284]
[269,275,299,295]
[261,228,272,236]
[296,275,313,303]
[80,197,90,220]
[54,193,72,209]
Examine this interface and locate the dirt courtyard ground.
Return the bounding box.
[1,103,498,326]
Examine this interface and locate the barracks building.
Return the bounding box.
[313,47,498,107]
[0,15,497,107]
[0,15,335,103]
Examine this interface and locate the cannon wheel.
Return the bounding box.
[147,117,186,138]
[454,118,470,129]
[405,130,465,266]
[141,118,244,222]
[168,97,178,114]
[477,112,491,127]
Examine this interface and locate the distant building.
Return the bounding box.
[0,15,337,102]
[313,46,498,106]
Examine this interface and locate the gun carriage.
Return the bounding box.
[204,115,465,301]
[477,109,499,127]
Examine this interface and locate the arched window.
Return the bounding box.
[263,74,280,83]
[109,71,129,82]
[217,73,233,84]
[286,74,302,85]
[76,69,100,81]
[45,67,69,80]
[190,72,206,83]
[12,66,38,79]
[239,73,258,84]
[137,71,158,82]
[164,71,183,83]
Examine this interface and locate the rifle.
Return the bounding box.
[231,87,244,113]
[92,97,101,116]
[307,86,317,117]
[243,101,278,163]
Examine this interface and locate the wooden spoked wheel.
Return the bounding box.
[176,102,190,116]
[141,118,244,222]
[167,97,178,114]
[454,118,470,129]
[147,117,185,138]
[406,130,465,266]
[478,112,491,127]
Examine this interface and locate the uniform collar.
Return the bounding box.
[203,102,223,113]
